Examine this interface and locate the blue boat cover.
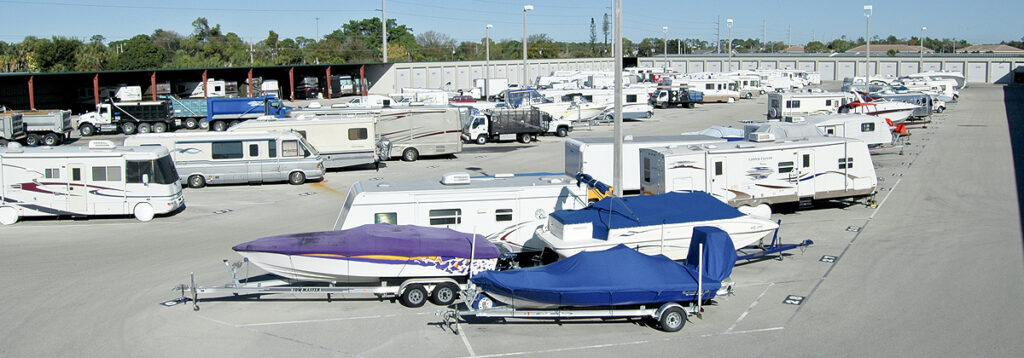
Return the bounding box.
[471,226,736,307]
[549,191,744,240]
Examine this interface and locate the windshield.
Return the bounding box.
[298,136,320,156]
[153,155,179,184]
[127,155,179,185]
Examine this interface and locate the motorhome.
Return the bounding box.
[0,140,184,224]
[292,106,463,161]
[679,78,739,103]
[177,79,233,98]
[229,115,383,169]
[639,134,877,207]
[332,172,589,254]
[123,131,324,188]
[564,135,726,194]
[767,92,856,120]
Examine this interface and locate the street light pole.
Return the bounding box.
[920,26,927,71]
[727,19,733,70]
[381,0,387,62]
[864,5,872,91]
[523,5,533,88]
[613,0,623,197]
[662,26,668,72]
[486,24,492,100]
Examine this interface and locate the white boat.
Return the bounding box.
[906,71,966,89]
[536,192,779,260]
[839,92,919,122]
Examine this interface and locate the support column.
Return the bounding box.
[150,71,157,101]
[289,67,295,101]
[93,74,100,105]
[28,75,35,110]
[326,66,332,99]
[202,70,208,99]
[360,65,367,96]
[248,69,254,97]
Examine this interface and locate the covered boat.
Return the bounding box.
[471,226,737,308]
[537,192,777,260]
[233,224,501,283]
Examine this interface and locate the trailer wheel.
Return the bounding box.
[555,126,569,137]
[188,175,206,189]
[658,307,686,332]
[121,122,137,135]
[288,171,306,185]
[184,118,199,129]
[475,135,487,145]
[133,203,155,222]
[24,134,40,147]
[401,148,419,162]
[400,284,427,307]
[211,121,227,132]
[153,122,168,133]
[138,123,152,134]
[0,206,18,225]
[430,283,459,306]
[744,92,753,99]
[79,124,96,137]
[43,133,59,146]
[229,120,241,129]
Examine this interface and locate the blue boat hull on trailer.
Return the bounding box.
[471,227,737,309]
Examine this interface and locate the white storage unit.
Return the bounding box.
[966,62,987,83]
[991,62,1012,83]
[688,61,704,73]
[413,68,427,88]
[837,61,856,79]
[819,62,836,81]
[707,61,722,72]
[396,68,411,90]
[879,62,897,77]
[780,61,796,70]
[799,61,816,73]
[900,62,919,76]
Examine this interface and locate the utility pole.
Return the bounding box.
[382,0,388,62]
[249,39,254,64]
[315,17,319,40]
[763,19,767,53]
[788,25,792,48]
[613,0,623,197]
[716,16,721,53]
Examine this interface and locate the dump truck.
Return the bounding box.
[205,96,291,131]
[650,86,703,109]
[77,100,175,136]
[0,112,26,145]
[18,110,73,146]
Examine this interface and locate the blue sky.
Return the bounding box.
[0,0,1020,45]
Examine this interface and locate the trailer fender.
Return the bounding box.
[654,302,686,320]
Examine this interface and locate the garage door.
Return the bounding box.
[706,61,722,72]
[761,61,777,70]
[508,66,520,86]
[991,62,1011,83]
[780,61,796,70]
[923,62,941,72]
[837,61,856,80]
[878,62,897,77]
[688,61,704,73]
[743,61,758,70]
[428,68,442,88]
[458,67,470,89]
[798,61,815,73]
[412,68,427,88]
[471,66,482,81]
[944,62,964,75]
[819,62,836,81]
[396,68,411,90]
[442,67,455,88]
[899,62,918,76]
[966,62,987,83]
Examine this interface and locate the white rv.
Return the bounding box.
[767,92,856,120]
[0,141,184,225]
[124,131,324,188]
[639,135,877,207]
[228,115,381,169]
[682,78,740,103]
[333,172,589,254]
[746,114,895,148]
[564,135,726,194]
[290,107,463,162]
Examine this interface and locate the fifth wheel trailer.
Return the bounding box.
[564,135,726,194]
[229,115,384,169]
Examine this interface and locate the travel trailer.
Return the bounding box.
[0,140,184,224]
[766,92,856,120]
[123,131,324,188]
[639,134,877,207]
[291,106,465,161]
[229,115,384,169]
[768,114,896,147]
[680,78,739,103]
[332,172,589,255]
[564,135,726,194]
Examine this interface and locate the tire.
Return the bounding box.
[212,121,227,132]
[658,307,686,332]
[400,284,427,307]
[401,148,419,162]
[187,174,206,189]
[229,120,240,129]
[79,124,96,137]
[43,133,59,146]
[24,134,39,147]
[184,118,199,129]
[121,122,137,135]
[153,122,168,133]
[138,123,152,134]
[199,121,210,130]
[430,283,459,306]
[555,126,568,137]
[133,202,155,222]
[687,102,695,109]
[518,134,532,144]
[0,206,18,225]
[475,135,487,145]
[646,111,654,118]
[288,171,306,185]
[744,92,753,99]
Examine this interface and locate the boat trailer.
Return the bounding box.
[736,219,814,262]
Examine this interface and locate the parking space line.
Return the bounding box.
[727,282,774,333]
[237,312,433,327]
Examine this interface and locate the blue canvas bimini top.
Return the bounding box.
[549,192,744,240]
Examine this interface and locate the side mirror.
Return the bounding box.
[142,174,150,185]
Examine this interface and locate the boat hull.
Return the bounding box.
[237,251,498,283]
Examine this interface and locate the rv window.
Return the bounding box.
[45,168,59,179]
[249,144,259,157]
[294,130,307,139]
[771,99,780,109]
[212,141,244,159]
[374,212,397,224]
[839,157,854,169]
[429,209,462,226]
[861,122,875,132]
[348,128,368,140]
[778,161,795,174]
[826,128,835,135]
[626,94,637,103]
[72,168,81,181]
[803,154,811,168]
[496,209,513,222]
[282,140,300,157]
[126,160,152,183]
[643,157,651,182]
[92,166,121,182]
[268,140,277,158]
[715,161,723,176]
[791,100,801,108]
[705,84,714,90]
[825,99,832,106]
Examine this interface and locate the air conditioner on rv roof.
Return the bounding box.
[441,172,472,185]
[747,132,776,142]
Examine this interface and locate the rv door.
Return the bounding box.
[68,164,87,213]
[245,142,263,184]
[796,151,814,198]
[708,156,728,201]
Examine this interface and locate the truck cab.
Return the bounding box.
[464,115,490,144]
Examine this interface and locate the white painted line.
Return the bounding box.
[870,178,903,220]
[727,282,774,333]
[722,326,785,335]
[238,312,432,327]
[458,323,476,357]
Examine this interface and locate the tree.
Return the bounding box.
[34,37,81,72]
[112,34,165,70]
[416,31,455,61]
[602,13,610,55]
[589,18,597,55]
[331,18,418,61]
[805,41,828,53]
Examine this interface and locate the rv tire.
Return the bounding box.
[0,206,18,225]
[133,203,155,222]
[430,283,459,306]
[121,122,137,135]
[401,148,419,162]
[153,122,168,133]
[43,133,59,146]
[79,124,96,137]
[24,134,39,147]
[188,175,206,189]
[184,118,199,129]
[744,92,753,99]
[138,123,152,134]
[212,121,227,132]
[556,126,569,137]
[400,284,427,307]
[288,171,306,185]
[475,135,487,145]
[658,306,686,332]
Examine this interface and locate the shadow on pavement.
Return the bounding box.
[1003,85,1024,264]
